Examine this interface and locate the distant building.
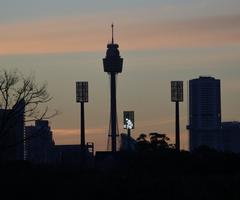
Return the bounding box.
[120,133,137,151]
[187,76,221,151]
[55,144,94,164]
[0,99,25,160]
[55,145,82,164]
[25,120,55,163]
[221,122,240,153]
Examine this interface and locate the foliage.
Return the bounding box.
[136,132,174,151]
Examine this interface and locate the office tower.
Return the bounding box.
[25,120,55,163]
[188,76,221,151]
[221,121,240,153]
[0,99,25,160]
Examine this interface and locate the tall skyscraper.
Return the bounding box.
[187,76,221,151]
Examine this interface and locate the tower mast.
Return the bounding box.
[103,25,123,152]
[111,23,114,44]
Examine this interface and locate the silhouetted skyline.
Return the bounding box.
[0,1,239,151]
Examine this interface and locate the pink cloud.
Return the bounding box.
[0,15,240,55]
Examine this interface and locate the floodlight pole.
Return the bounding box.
[175,101,180,151]
[81,102,85,149]
[127,128,131,137]
[171,81,183,152]
[76,81,88,151]
[127,128,131,150]
[123,111,134,151]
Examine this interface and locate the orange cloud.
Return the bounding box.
[53,127,105,135]
[52,127,108,151]
[52,116,189,151]
[0,16,107,54]
[0,15,240,55]
[120,15,240,50]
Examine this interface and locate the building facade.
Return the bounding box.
[188,76,221,151]
[25,120,55,163]
[221,121,240,153]
[0,100,25,160]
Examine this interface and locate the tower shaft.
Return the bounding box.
[110,72,117,152]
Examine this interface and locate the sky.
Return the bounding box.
[0,0,240,151]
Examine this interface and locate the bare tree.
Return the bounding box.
[0,69,57,149]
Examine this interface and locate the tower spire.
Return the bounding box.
[111,23,114,44]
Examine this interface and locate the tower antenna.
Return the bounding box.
[111,23,114,44]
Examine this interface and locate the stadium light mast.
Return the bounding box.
[76,81,88,150]
[123,111,135,150]
[171,81,183,151]
[103,24,123,152]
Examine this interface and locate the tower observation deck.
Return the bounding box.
[103,24,123,152]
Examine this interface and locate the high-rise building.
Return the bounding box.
[221,121,240,153]
[25,120,55,163]
[0,99,25,160]
[187,76,221,151]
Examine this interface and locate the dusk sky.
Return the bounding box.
[0,0,240,151]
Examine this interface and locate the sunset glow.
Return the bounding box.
[0,0,239,151]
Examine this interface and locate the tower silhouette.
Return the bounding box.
[103,24,123,152]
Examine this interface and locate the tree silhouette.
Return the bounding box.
[136,133,148,142]
[136,132,173,152]
[136,133,151,151]
[149,132,170,150]
[0,69,57,150]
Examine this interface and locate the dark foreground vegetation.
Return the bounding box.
[1,148,240,200]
